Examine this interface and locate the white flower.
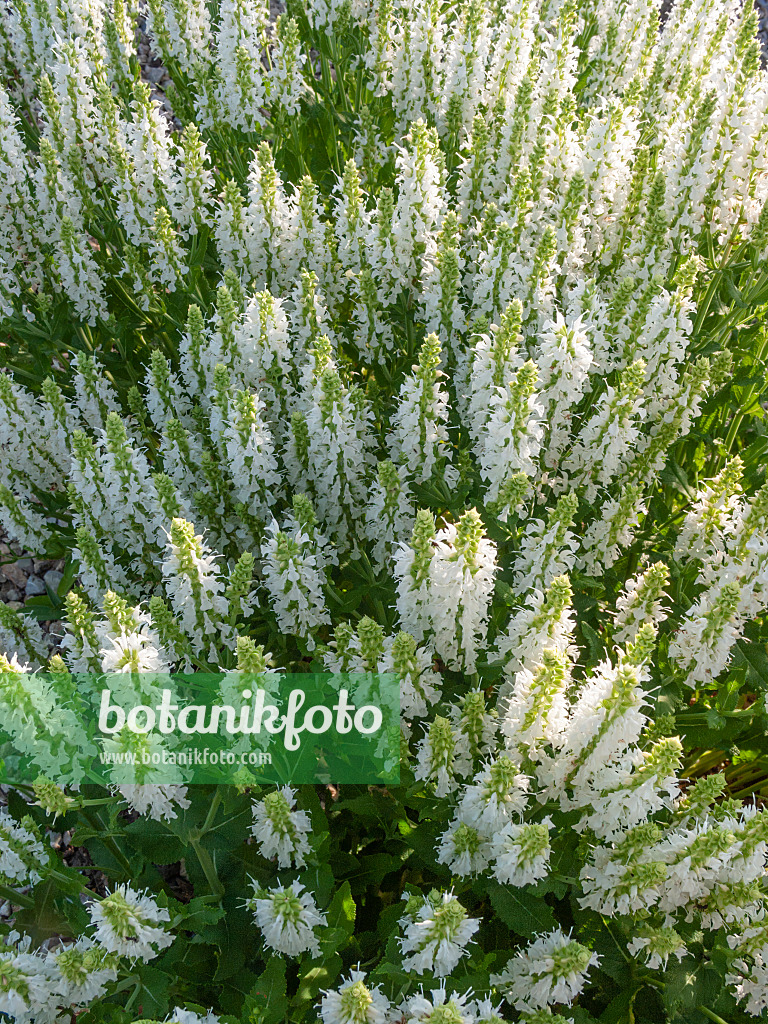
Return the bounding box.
[320,969,390,1024]
[401,986,475,1024]
[0,931,57,1020]
[251,786,312,868]
[570,738,682,841]
[269,16,307,117]
[467,997,505,1024]
[457,756,530,834]
[261,517,331,648]
[248,879,327,957]
[501,648,572,762]
[458,303,522,438]
[428,509,497,674]
[578,485,646,576]
[674,457,743,564]
[669,578,744,685]
[563,360,646,501]
[300,367,374,552]
[414,715,472,797]
[162,518,230,657]
[613,562,669,645]
[394,509,437,645]
[512,494,579,596]
[388,334,456,487]
[235,290,295,422]
[89,885,174,961]
[492,929,599,1011]
[214,0,268,132]
[535,311,593,467]
[363,460,415,569]
[72,352,121,433]
[437,820,493,877]
[627,928,688,970]
[540,651,650,802]
[477,361,543,503]
[398,891,479,977]
[218,387,281,520]
[728,958,768,1017]
[578,826,669,917]
[166,1008,222,1024]
[0,808,47,887]
[388,121,445,293]
[47,936,119,1008]
[496,575,576,681]
[100,629,172,675]
[490,818,552,886]
[114,784,191,822]
[383,631,441,719]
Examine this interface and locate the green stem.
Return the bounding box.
[723,329,768,456]
[190,839,225,898]
[80,810,133,876]
[698,1008,731,1024]
[200,788,224,835]
[0,884,35,908]
[48,867,91,892]
[123,979,142,1014]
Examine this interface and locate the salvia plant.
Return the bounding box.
[0,0,768,1021]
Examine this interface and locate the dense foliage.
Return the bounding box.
[1,0,768,1021]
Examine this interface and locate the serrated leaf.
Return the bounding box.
[325,880,356,937]
[243,956,287,1024]
[293,954,343,1006]
[481,879,555,938]
[734,639,768,689]
[132,965,171,1019]
[662,960,722,1017]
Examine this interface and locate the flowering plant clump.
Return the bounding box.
[1,0,768,1021]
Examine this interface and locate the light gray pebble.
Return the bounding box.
[1,587,21,603]
[144,65,166,84]
[5,601,23,612]
[25,576,47,596]
[44,570,64,592]
[0,563,27,588]
[15,557,33,572]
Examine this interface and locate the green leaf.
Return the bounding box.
[325,880,356,936]
[662,959,722,1018]
[170,894,226,931]
[132,965,172,1019]
[580,621,605,664]
[76,1003,132,1024]
[733,639,768,690]
[242,956,287,1024]
[479,879,555,938]
[124,817,188,864]
[293,953,343,1007]
[599,988,639,1023]
[320,880,356,958]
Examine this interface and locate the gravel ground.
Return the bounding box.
[758,0,768,64]
[135,0,287,127]
[0,526,64,663]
